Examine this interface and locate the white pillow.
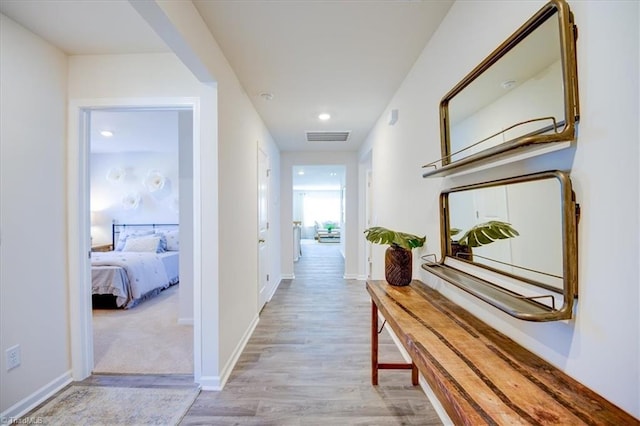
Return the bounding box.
[122,235,162,252]
[115,230,154,251]
[158,229,179,251]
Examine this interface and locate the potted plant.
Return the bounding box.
[450,220,519,261]
[324,221,336,233]
[364,226,426,286]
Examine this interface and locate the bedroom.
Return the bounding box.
[89,108,193,374]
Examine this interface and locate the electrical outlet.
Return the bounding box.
[6,345,21,370]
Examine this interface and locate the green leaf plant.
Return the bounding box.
[453,220,519,248]
[364,226,426,251]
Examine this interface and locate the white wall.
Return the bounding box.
[281,151,359,279]
[67,52,218,386]
[2,0,281,409]
[135,1,282,387]
[90,151,180,245]
[0,14,70,413]
[361,0,639,417]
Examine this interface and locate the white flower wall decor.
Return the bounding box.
[144,169,166,192]
[106,167,126,183]
[121,192,141,210]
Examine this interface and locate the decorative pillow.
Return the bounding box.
[122,235,162,253]
[157,229,179,251]
[156,234,167,252]
[115,230,154,251]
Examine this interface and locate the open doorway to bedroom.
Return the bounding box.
[292,164,346,273]
[88,107,194,375]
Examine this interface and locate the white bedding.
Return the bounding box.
[92,251,179,308]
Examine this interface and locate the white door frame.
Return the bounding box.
[67,97,202,382]
[257,143,270,311]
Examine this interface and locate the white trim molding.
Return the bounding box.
[266,277,283,302]
[200,314,259,391]
[67,97,204,385]
[178,318,194,326]
[0,371,72,422]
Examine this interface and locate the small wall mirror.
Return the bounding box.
[423,171,579,321]
[423,0,579,177]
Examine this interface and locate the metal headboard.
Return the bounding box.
[112,223,179,248]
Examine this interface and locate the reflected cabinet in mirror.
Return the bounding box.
[422,171,579,321]
[423,0,579,177]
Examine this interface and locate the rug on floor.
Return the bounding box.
[27,385,200,426]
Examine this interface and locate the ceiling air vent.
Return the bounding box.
[306,131,350,142]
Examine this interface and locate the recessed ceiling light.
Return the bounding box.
[501,80,517,90]
[100,130,114,137]
[259,92,274,101]
[298,170,305,175]
[318,113,331,121]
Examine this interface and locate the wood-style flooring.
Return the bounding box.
[181,240,441,425]
[67,240,440,425]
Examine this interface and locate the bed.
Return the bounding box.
[91,223,179,309]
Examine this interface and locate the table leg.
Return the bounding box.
[371,301,379,386]
[371,300,419,387]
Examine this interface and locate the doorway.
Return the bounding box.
[88,108,193,375]
[257,144,270,311]
[68,98,201,381]
[292,164,346,270]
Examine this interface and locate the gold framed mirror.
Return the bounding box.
[422,171,579,321]
[423,0,579,177]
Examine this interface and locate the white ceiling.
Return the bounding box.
[0,0,453,153]
[292,165,345,191]
[0,0,168,55]
[90,110,181,154]
[193,1,453,152]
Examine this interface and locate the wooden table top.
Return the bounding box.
[366,280,637,425]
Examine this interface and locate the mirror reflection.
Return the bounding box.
[447,176,564,291]
[448,14,564,162]
[424,0,579,177]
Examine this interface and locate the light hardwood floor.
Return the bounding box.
[181,240,441,425]
[72,240,440,425]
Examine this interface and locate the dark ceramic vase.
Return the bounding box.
[451,241,473,261]
[385,244,412,286]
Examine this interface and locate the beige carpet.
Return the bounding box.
[93,285,193,374]
[27,385,199,425]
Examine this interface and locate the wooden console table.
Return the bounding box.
[366,279,636,425]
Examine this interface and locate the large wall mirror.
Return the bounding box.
[422,171,579,321]
[423,0,579,177]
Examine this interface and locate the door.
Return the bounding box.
[473,186,513,272]
[257,145,270,311]
[366,170,373,278]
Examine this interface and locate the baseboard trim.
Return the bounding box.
[201,313,259,391]
[356,275,368,281]
[383,317,454,425]
[281,273,295,279]
[177,318,194,325]
[266,277,282,302]
[343,274,359,280]
[198,375,222,391]
[1,371,72,421]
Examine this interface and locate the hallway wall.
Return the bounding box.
[0,14,69,413]
[361,0,639,417]
[133,1,282,388]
